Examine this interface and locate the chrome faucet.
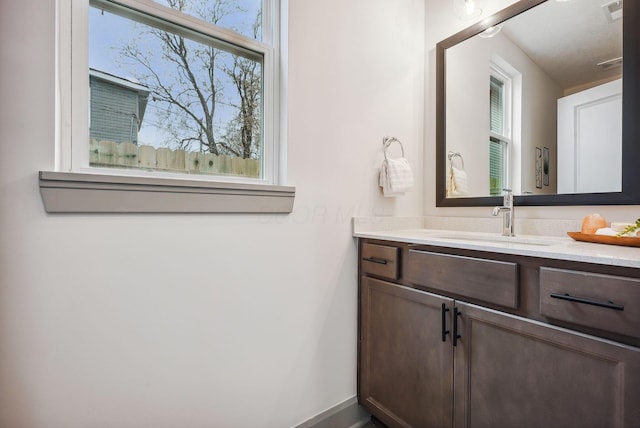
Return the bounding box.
[492,188,515,236]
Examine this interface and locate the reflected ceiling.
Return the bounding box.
[501,0,622,92]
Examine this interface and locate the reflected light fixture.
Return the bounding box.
[454,0,482,20]
[602,0,623,23]
[478,24,502,38]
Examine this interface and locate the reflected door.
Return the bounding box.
[557,79,622,194]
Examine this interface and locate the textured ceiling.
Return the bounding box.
[500,0,622,91]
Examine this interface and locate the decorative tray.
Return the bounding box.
[567,232,640,248]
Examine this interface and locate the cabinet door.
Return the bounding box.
[360,277,454,428]
[454,302,640,428]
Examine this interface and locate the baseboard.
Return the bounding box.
[293,396,370,428]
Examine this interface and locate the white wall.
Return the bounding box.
[0,0,424,427]
[425,0,640,222]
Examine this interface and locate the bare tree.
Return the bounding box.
[219,12,262,159]
[119,0,261,158]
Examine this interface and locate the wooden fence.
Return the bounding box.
[89,139,261,178]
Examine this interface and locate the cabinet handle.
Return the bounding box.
[441,304,450,342]
[550,293,624,311]
[362,257,388,265]
[453,307,462,347]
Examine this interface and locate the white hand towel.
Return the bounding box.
[379,157,414,197]
[446,166,468,197]
[596,227,640,237]
[595,227,617,236]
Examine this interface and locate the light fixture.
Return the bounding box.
[464,0,476,15]
[453,0,482,20]
[478,24,502,38]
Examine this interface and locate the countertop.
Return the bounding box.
[354,228,640,269]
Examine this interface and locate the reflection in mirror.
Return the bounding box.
[436,0,640,207]
[445,0,622,199]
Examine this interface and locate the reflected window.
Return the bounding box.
[489,66,512,196]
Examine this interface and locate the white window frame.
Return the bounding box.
[43,0,294,213]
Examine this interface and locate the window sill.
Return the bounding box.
[39,171,295,214]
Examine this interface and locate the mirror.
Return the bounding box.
[436,0,640,207]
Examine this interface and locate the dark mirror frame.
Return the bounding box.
[436,0,640,207]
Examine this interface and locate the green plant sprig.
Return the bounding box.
[616,219,640,237]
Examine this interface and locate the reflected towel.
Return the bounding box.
[447,166,468,197]
[379,157,414,197]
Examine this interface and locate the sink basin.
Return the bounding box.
[433,233,562,247]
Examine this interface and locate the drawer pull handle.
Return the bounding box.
[441,304,450,342]
[550,293,624,311]
[363,257,388,265]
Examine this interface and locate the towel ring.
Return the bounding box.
[383,137,405,160]
[448,151,464,169]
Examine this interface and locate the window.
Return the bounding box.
[44,0,294,213]
[489,66,512,196]
[86,0,275,181]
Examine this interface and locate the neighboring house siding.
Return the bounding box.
[90,76,142,144]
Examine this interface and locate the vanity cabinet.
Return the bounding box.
[357,239,640,428]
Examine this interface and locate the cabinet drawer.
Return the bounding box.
[540,267,640,338]
[406,250,519,308]
[361,243,399,280]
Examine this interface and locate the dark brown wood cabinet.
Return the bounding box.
[360,277,453,428]
[454,301,640,428]
[358,239,640,428]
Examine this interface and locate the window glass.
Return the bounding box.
[89,4,264,178]
[489,138,506,195]
[489,76,504,135]
[489,75,507,196]
[150,0,263,41]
